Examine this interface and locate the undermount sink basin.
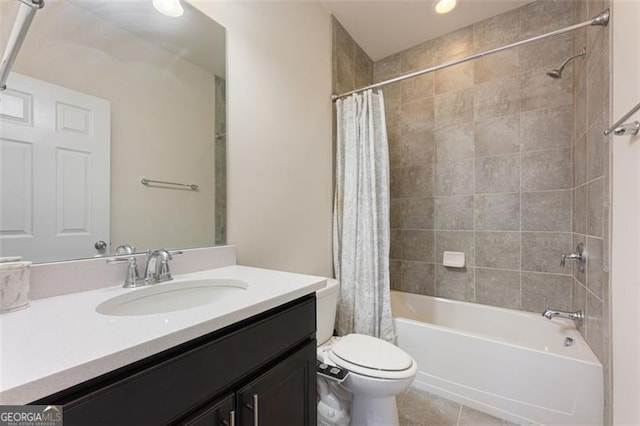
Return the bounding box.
[96,279,249,316]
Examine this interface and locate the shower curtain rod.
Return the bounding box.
[331,8,610,102]
[0,0,44,91]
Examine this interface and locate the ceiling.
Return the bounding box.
[321,0,532,61]
[76,0,226,77]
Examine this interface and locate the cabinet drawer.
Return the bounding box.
[61,296,315,425]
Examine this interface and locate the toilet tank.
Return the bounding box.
[316,278,339,345]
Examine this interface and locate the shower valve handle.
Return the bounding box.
[560,243,586,271]
[560,253,580,267]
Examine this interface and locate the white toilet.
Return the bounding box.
[316,279,418,426]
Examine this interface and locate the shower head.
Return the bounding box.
[546,47,587,79]
[546,69,563,79]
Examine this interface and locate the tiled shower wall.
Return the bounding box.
[214,76,227,245]
[332,16,374,185]
[332,0,612,422]
[571,0,611,422]
[332,17,373,98]
[374,1,578,312]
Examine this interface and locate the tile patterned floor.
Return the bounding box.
[397,387,516,426]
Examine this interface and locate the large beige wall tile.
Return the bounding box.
[474,193,520,231]
[521,232,573,273]
[400,261,436,296]
[435,230,475,265]
[474,115,521,157]
[521,272,573,311]
[435,265,475,302]
[435,123,475,162]
[520,106,573,151]
[391,197,435,230]
[475,155,521,194]
[474,75,520,121]
[475,231,521,269]
[435,195,474,230]
[475,268,521,309]
[521,148,572,191]
[521,190,572,231]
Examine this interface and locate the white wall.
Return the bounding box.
[191,1,334,277]
[611,0,640,423]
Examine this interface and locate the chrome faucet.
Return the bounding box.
[106,249,183,288]
[144,249,174,284]
[542,307,584,324]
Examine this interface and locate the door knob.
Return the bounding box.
[94,240,108,251]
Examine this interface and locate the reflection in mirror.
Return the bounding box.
[0,0,226,263]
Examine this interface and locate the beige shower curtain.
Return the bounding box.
[333,89,394,342]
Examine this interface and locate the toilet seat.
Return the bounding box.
[328,334,417,380]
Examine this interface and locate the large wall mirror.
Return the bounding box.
[0,0,227,263]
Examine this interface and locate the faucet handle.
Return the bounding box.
[146,249,183,257]
[106,256,143,288]
[106,256,137,264]
[148,248,182,261]
[560,254,566,267]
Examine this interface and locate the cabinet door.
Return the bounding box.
[237,341,317,426]
[180,394,235,426]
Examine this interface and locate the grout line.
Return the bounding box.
[579,163,606,189]
[519,114,523,310]
[585,285,604,303]
[583,109,608,138]
[473,147,569,161]
[391,188,574,201]
[390,259,574,277]
[393,228,577,235]
[472,138,476,303]
[391,189,573,203]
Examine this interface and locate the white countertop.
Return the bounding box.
[0,265,326,404]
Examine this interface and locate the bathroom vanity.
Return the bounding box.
[0,261,324,426]
[39,295,316,425]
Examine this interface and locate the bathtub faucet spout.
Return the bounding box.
[542,307,584,324]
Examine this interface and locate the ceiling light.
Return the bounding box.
[153,0,184,18]
[434,0,458,14]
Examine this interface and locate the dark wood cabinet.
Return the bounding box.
[238,341,316,426]
[36,294,317,426]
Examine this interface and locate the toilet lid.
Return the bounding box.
[330,334,413,372]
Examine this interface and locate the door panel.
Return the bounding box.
[56,148,91,234]
[0,138,33,237]
[0,72,110,261]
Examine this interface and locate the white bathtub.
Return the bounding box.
[390,291,603,425]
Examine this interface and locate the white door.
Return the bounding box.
[0,72,110,262]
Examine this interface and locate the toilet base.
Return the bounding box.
[350,395,399,426]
